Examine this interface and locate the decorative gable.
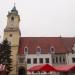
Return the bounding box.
[72,43,75,52]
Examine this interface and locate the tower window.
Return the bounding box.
[11,17,14,21]
[9,34,12,37]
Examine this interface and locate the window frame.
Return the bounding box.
[27,58,31,64]
[11,16,14,21]
[39,58,43,63]
[36,46,41,54]
[72,58,75,63]
[33,58,37,64]
[24,47,28,54]
[45,58,49,63]
[50,46,55,53]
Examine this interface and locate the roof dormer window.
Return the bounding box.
[36,46,41,54]
[24,47,28,54]
[50,46,55,53]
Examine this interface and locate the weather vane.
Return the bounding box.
[14,0,16,6]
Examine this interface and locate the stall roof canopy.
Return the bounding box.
[0,64,5,71]
[55,65,75,72]
[28,64,75,72]
[27,64,57,72]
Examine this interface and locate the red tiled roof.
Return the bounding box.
[18,37,75,55]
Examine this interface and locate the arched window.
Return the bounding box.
[18,67,26,75]
[24,47,28,54]
[50,46,55,53]
[11,16,14,21]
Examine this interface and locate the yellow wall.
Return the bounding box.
[4,31,20,46]
[4,31,20,75]
[4,30,20,75]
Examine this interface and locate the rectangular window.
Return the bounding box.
[45,58,49,63]
[27,58,31,64]
[33,58,37,64]
[39,58,43,63]
[56,57,58,63]
[52,58,54,63]
[63,57,65,63]
[72,58,75,63]
[59,57,61,63]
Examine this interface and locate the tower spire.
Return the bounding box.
[14,1,16,7]
[14,0,15,5]
[10,2,18,15]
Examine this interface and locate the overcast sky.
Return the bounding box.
[0,0,75,42]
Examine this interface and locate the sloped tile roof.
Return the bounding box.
[18,37,75,55]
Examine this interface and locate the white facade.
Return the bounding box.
[66,53,75,64]
[25,54,52,74]
[26,54,52,68]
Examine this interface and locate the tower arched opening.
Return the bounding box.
[18,66,26,75]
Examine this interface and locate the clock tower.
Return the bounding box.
[4,5,21,75]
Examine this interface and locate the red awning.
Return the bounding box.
[27,64,57,72]
[0,64,5,71]
[55,65,75,72]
